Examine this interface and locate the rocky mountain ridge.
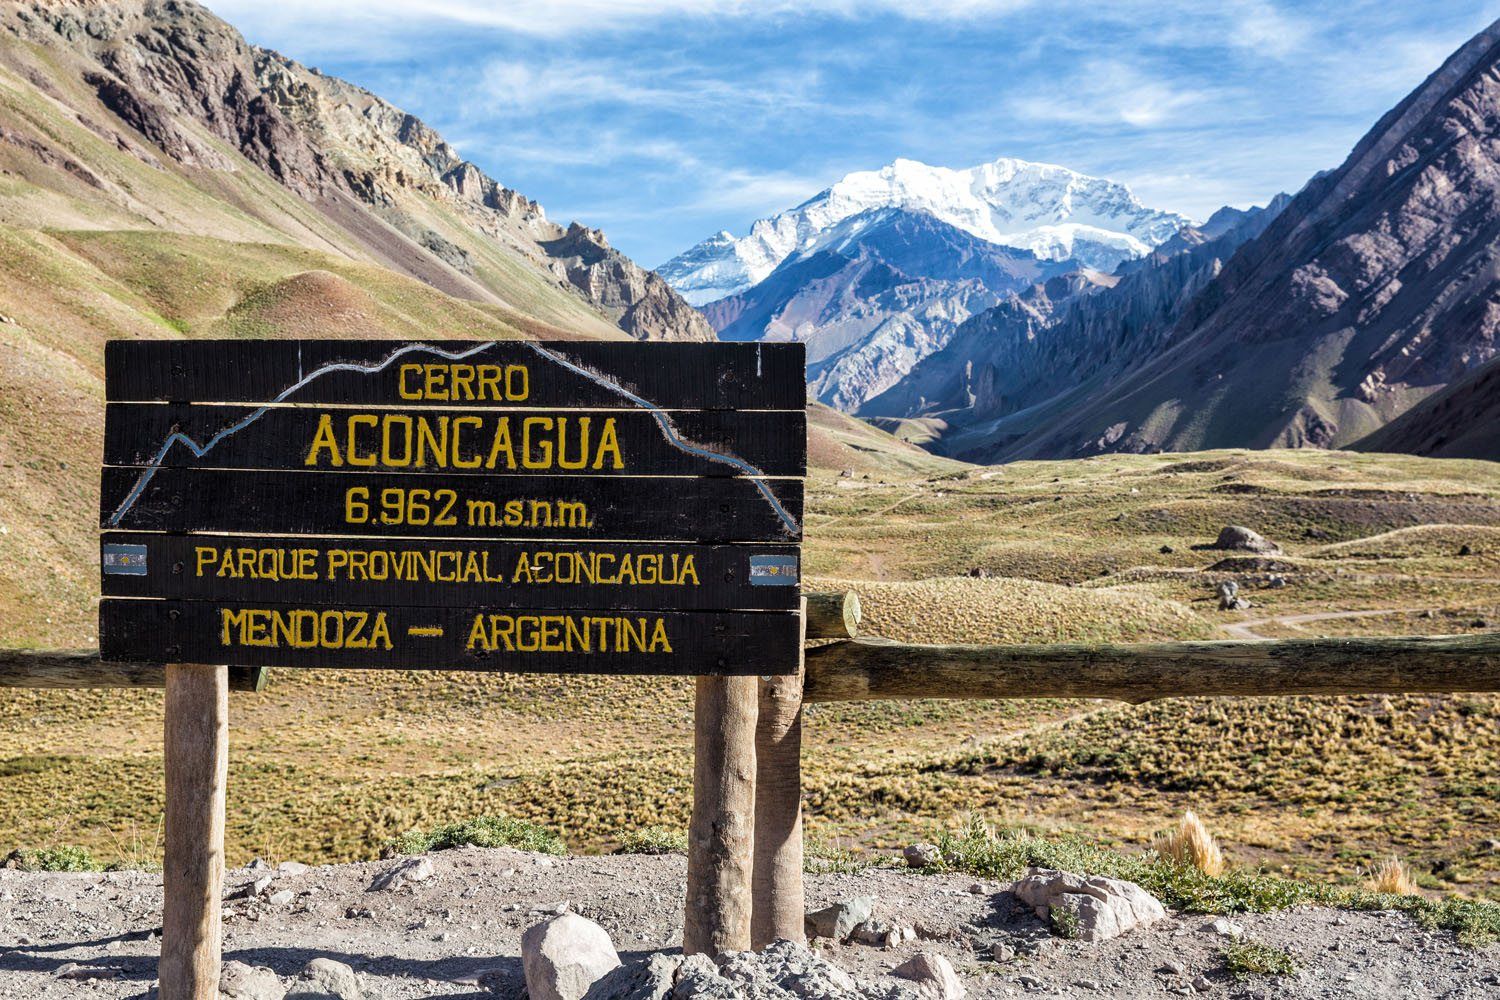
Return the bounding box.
[958,18,1500,460]
[1,0,711,341]
[704,207,1071,410]
[660,155,1191,305]
[862,196,1288,439]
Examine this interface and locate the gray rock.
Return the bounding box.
[1193,974,1215,991]
[1209,525,1280,554]
[805,896,875,942]
[892,952,965,999]
[278,861,310,876]
[522,913,622,1000]
[584,952,682,1000]
[991,942,1015,962]
[268,889,295,906]
[221,960,286,1000]
[1215,581,1251,611]
[368,855,434,892]
[1013,869,1166,942]
[285,958,360,1000]
[1206,917,1244,939]
[55,963,117,981]
[904,843,941,869]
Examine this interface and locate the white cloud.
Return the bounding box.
[206,0,1036,39]
[1006,60,1216,128]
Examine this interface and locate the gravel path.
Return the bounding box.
[2,848,1496,998]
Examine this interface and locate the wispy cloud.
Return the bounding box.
[204,0,1499,264]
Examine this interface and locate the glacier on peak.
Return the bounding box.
[658,155,1193,305]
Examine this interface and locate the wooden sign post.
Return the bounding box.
[99,339,805,995]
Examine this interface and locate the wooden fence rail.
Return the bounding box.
[803,633,1500,703]
[0,649,266,692]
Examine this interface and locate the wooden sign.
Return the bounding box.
[100,339,805,674]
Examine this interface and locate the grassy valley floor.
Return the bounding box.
[1,448,1498,903]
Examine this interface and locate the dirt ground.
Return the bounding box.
[2,847,1497,999]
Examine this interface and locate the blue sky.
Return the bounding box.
[206,1,1496,268]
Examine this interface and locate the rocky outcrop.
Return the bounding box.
[1013,869,1166,942]
[1354,354,1500,460]
[1,0,709,341]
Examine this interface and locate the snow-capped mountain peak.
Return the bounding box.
[659,155,1192,305]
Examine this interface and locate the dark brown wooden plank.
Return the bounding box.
[100,600,802,674]
[105,340,806,410]
[101,535,801,610]
[103,404,805,477]
[101,468,803,541]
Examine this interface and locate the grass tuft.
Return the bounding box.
[934,817,1500,947]
[385,815,565,857]
[804,838,878,875]
[1153,810,1226,876]
[1222,939,1298,979]
[1367,856,1419,895]
[614,826,687,856]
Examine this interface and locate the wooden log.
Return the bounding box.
[804,590,861,640]
[803,634,1500,704]
[684,674,758,956]
[0,650,265,691]
[160,663,228,1000]
[752,598,806,949]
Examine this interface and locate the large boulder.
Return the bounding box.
[522,913,623,1000]
[1013,869,1166,942]
[221,960,285,1000]
[284,958,360,1000]
[1206,525,1281,553]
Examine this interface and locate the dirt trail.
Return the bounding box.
[1222,609,1407,641]
[2,849,1497,999]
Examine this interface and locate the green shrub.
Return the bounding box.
[1222,939,1298,979]
[386,815,565,857]
[614,826,687,856]
[7,845,101,872]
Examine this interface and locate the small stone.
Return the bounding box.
[521,912,621,1000]
[1193,974,1214,991]
[269,889,295,906]
[279,861,310,876]
[1161,960,1186,975]
[285,957,360,1000]
[991,943,1015,962]
[1074,980,1103,991]
[892,951,965,999]
[904,843,941,868]
[1459,544,1474,556]
[221,960,286,1000]
[968,882,986,895]
[1160,545,1174,554]
[56,963,117,981]
[369,854,434,891]
[805,896,875,942]
[1207,917,1244,939]
[247,858,271,870]
[885,924,916,948]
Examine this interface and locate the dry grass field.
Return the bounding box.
[1,446,1498,907]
